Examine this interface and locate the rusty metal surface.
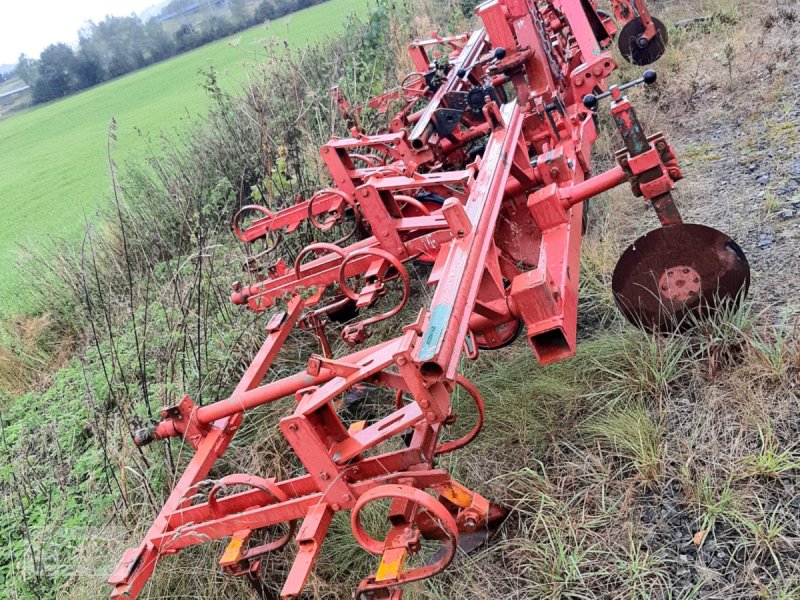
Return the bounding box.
[612,223,750,331]
[618,16,669,65]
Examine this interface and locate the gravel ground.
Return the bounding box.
[661,9,800,306]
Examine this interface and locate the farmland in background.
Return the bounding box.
[0,0,365,315]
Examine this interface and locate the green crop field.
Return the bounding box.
[0,0,366,316]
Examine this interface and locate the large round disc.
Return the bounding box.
[618,17,669,65]
[612,224,750,332]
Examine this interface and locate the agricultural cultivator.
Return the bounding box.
[110,0,750,597]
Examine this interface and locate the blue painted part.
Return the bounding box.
[418,304,452,361]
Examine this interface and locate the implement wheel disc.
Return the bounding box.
[612,224,750,332]
[618,16,669,65]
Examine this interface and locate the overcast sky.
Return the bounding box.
[0,0,157,65]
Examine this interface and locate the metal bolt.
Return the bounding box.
[288,424,298,432]
[331,503,340,511]
[342,494,352,502]
[426,411,436,421]
[419,399,429,409]
[319,472,330,481]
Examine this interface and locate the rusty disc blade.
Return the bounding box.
[612,224,750,332]
[618,16,669,65]
[426,501,509,564]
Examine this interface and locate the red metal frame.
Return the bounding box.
[111,0,685,597]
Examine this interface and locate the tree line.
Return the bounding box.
[15,0,325,105]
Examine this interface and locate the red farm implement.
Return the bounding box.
[109,0,750,597]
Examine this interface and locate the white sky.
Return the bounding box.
[0,1,157,65]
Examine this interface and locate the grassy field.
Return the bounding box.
[0,0,366,316]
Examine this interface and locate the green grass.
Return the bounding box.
[0,0,367,316]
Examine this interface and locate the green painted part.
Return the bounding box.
[418,303,452,361]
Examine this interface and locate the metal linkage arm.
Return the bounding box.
[415,102,523,379]
[110,296,306,597]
